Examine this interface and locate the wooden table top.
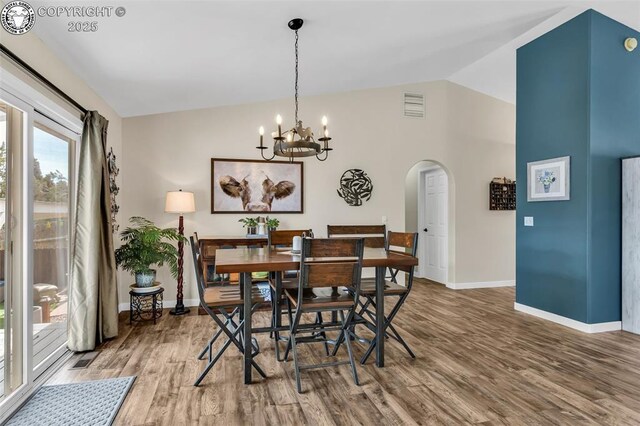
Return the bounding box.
[214,247,418,273]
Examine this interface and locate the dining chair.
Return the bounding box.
[283,237,364,393]
[335,231,419,364]
[190,235,267,386]
[327,224,386,248]
[267,229,312,361]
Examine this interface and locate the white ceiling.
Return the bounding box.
[30,1,640,117]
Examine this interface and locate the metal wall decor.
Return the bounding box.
[107,147,120,233]
[337,169,373,206]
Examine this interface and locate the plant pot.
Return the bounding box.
[135,270,157,287]
[246,226,257,235]
[268,226,277,232]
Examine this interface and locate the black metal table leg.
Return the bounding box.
[375,266,385,367]
[242,272,253,384]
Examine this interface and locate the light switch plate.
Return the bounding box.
[524,216,534,227]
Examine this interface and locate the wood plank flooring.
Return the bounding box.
[48,279,640,425]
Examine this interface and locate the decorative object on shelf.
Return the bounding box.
[115,217,186,289]
[239,217,259,235]
[211,158,303,213]
[164,190,196,315]
[527,156,570,202]
[266,216,280,231]
[129,286,163,324]
[337,169,373,206]
[107,147,120,233]
[489,177,516,210]
[257,18,333,162]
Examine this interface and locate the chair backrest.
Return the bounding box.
[190,235,207,301]
[386,231,418,257]
[327,224,386,248]
[298,238,364,294]
[385,231,418,289]
[268,229,313,250]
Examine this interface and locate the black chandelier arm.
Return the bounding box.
[315,149,330,161]
[259,147,276,161]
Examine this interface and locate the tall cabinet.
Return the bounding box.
[623,157,640,334]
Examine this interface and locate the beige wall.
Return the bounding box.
[122,80,515,303]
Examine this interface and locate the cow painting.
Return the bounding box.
[219,172,295,212]
[211,159,303,213]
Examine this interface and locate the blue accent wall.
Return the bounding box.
[516,10,640,324]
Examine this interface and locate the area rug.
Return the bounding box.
[6,376,136,426]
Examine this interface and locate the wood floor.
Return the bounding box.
[49,279,640,425]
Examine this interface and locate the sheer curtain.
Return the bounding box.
[68,111,118,352]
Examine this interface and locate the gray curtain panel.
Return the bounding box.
[68,111,118,352]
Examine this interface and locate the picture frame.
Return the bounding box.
[527,156,570,202]
[211,158,304,213]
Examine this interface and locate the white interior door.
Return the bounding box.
[419,168,448,283]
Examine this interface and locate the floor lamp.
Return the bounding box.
[165,189,196,315]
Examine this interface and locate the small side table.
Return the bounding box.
[129,286,164,324]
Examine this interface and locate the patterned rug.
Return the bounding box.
[6,376,136,426]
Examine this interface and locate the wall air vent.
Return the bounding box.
[403,92,425,118]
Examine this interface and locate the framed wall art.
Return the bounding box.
[527,156,570,202]
[211,158,303,213]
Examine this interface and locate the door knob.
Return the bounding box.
[423,228,428,232]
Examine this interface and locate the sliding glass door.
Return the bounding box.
[0,101,25,403]
[31,118,73,377]
[0,93,78,414]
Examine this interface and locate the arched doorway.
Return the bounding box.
[405,160,454,284]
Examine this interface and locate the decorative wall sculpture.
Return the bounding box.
[337,169,373,206]
[107,147,120,233]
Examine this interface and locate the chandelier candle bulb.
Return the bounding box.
[276,114,282,137]
[259,126,264,148]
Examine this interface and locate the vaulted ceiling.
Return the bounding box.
[30,1,640,117]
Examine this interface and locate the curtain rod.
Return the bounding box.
[0,43,88,115]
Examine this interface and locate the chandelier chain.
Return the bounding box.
[294,29,299,124]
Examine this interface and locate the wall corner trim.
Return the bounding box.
[514,303,621,333]
[446,280,515,290]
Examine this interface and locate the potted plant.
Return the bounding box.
[266,217,280,231]
[239,217,258,235]
[115,216,187,287]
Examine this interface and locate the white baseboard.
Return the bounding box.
[118,299,200,313]
[514,302,622,333]
[446,280,515,290]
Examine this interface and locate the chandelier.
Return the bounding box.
[257,18,332,162]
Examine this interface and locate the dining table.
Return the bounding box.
[214,245,418,384]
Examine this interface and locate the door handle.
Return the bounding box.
[423,228,428,232]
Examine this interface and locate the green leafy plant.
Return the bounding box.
[114,216,187,278]
[238,217,258,228]
[265,217,280,229]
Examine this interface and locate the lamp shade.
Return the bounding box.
[165,190,195,214]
